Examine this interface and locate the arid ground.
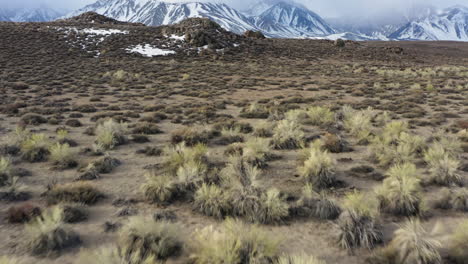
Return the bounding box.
[0,14,467,264]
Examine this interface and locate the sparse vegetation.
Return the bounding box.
[119,216,182,260]
[337,191,382,250]
[299,143,336,188]
[191,218,280,263]
[94,119,128,150]
[26,207,81,256]
[272,119,305,149]
[376,163,423,216]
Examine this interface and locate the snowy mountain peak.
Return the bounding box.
[254,1,334,37]
[390,5,468,41]
[0,7,65,22]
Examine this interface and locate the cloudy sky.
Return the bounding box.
[1,0,467,17]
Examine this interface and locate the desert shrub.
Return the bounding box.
[294,184,341,220]
[239,102,269,119]
[337,191,382,250]
[215,127,244,145]
[170,127,212,146]
[222,156,288,223]
[26,207,81,256]
[131,122,162,135]
[176,160,208,191]
[62,204,88,223]
[299,144,336,188]
[450,188,468,211]
[21,113,47,125]
[306,106,334,126]
[391,219,441,264]
[141,172,176,204]
[0,176,29,202]
[424,144,462,186]
[49,143,77,169]
[253,121,274,137]
[94,119,128,150]
[119,217,182,260]
[163,143,208,176]
[7,203,42,223]
[343,108,374,144]
[448,220,468,264]
[285,109,309,124]
[191,218,280,264]
[370,129,424,167]
[90,155,121,173]
[20,133,50,162]
[277,253,326,264]
[257,188,289,224]
[272,119,305,149]
[376,163,422,216]
[77,246,159,264]
[243,137,273,168]
[322,133,348,153]
[0,157,12,186]
[193,183,229,218]
[46,182,103,205]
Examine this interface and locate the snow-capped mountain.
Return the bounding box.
[65,0,334,38]
[0,7,65,22]
[253,2,335,38]
[390,6,468,41]
[65,0,257,34]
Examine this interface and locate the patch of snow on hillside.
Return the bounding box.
[127,44,176,57]
[168,34,185,41]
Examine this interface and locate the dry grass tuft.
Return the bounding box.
[119,216,182,260]
[26,207,81,256]
[46,181,103,205]
[191,218,280,263]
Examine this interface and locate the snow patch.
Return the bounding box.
[127,44,176,57]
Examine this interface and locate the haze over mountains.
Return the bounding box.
[1,0,468,41]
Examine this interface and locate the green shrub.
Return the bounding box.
[295,184,341,220]
[193,183,229,219]
[141,172,176,204]
[243,137,273,168]
[337,191,382,250]
[376,163,422,216]
[163,143,208,176]
[425,150,462,186]
[119,217,182,260]
[391,219,441,264]
[343,108,373,144]
[298,145,335,188]
[26,207,80,256]
[191,219,280,263]
[306,106,334,126]
[95,119,128,150]
[20,133,50,162]
[257,188,289,224]
[49,143,77,169]
[272,119,305,149]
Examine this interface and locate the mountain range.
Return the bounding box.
[1,0,468,41]
[0,6,65,22]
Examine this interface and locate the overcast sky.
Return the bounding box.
[1,0,467,17]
